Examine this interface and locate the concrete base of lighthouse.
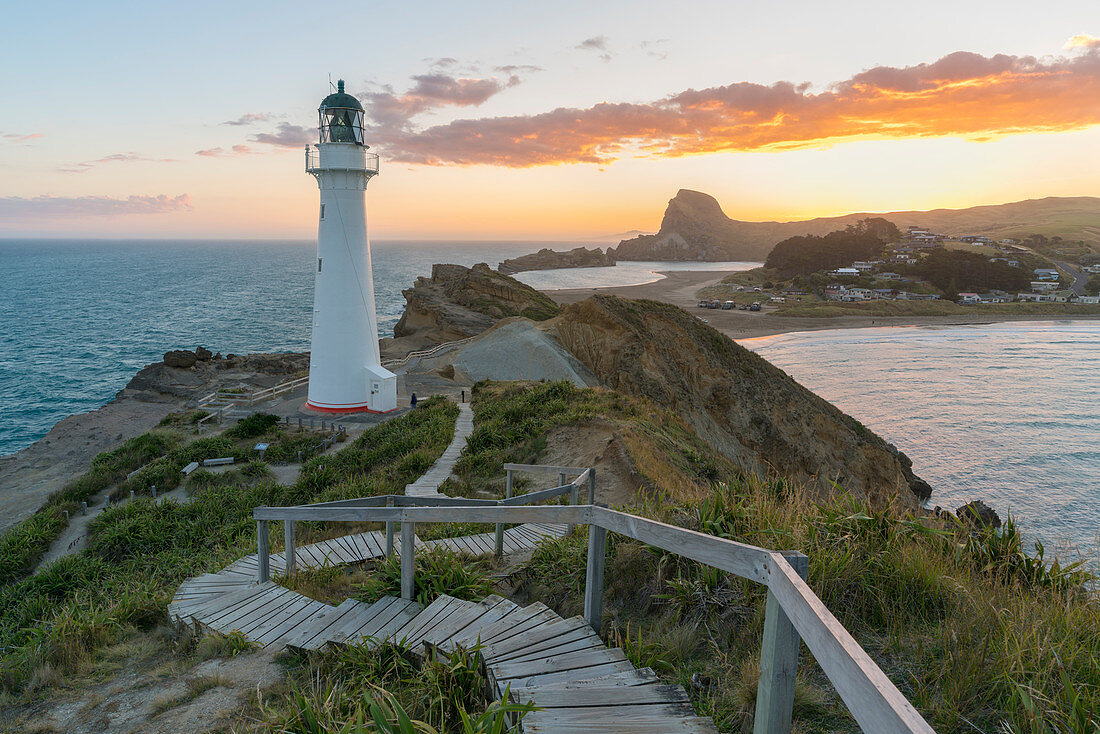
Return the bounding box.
[305,365,397,414]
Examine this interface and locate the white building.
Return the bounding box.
[304,81,397,414]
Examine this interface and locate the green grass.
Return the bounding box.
[251,639,535,733]
[0,398,459,694]
[446,380,732,501]
[515,477,1098,733]
[357,547,495,607]
[0,507,70,586]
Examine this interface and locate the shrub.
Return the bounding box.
[357,547,494,607]
[225,413,281,440]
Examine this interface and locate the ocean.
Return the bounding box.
[742,323,1100,558]
[0,238,753,457]
[1,239,1095,557]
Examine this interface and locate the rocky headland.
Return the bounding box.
[384,263,560,356]
[497,246,615,274]
[0,348,309,534]
[390,266,933,507]
[612,190,1100,262]
[543,295,930,505]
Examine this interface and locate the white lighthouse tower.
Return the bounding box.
[304,80,396,413]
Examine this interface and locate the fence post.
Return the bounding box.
[754,552,809,734]
[257,520,270,583]
[400,520,416,601]
[495,469,513,557]
[566,472,579,535]
[588,468,596,505]
[583,518,607,633]
[385,497,395,558]
[284,520,296,577]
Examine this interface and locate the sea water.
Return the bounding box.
[2,239,1094,557]
[742,323,1100,558]
[0,239,751,457]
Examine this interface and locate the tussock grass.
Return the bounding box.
[250,638,535,733]
[357,547,495,607]
[449,380,732,501]
[517,477,1099,732]
[0,398,459,695]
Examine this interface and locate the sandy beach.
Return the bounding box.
[544,270,1100,341]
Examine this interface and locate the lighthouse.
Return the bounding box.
[304,80,396,413]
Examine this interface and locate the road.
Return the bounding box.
[1054,260,1089,295]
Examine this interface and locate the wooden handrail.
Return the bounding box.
[252,459,935,734]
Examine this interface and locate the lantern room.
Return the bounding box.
[318,80,366,145]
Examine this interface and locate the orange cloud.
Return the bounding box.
[369,41,1100,166]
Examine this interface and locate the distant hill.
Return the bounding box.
[611,191,1100,261]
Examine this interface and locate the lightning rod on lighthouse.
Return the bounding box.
[304,80,397,413]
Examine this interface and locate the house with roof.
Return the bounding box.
[1033,268,1060,281]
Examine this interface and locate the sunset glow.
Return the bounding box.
[1,1,1097,240]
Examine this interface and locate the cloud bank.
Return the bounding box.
[0,194,192,217]
[250,123,315,148]
[364,41,1100,167]
[60,152,177,173]
[196,144,259,157]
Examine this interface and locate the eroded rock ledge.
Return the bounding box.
[498,246,615,274]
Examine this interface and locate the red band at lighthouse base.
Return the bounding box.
[304,401,397,415]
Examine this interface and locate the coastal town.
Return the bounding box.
[698,223,1100,311]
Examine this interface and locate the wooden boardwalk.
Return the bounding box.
[167,401,719,731]
[405,402,473,498]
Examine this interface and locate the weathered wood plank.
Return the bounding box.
[491,647,627,681]
[509,684,690,708]
[253,600,330,647]
[508,666,659,692]
[496,660,637,690]
[208,587,299,632]
[238,593,310,635]
[590,507,770,584]
[521,718,718,733]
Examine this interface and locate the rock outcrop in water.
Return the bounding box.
[498,247,615,274]
[127,351,310,401]
[544,294,931,506]
[386,263,560,354]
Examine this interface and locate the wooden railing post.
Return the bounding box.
[385,497,395,558]
[754,552,809,734]
[257,520,270,583]
[588,468,596,505]
[583,519,607,632]
[567,472,578,535]
[284,520,296,577]
[495,469,513,557]
[401,520,416,601]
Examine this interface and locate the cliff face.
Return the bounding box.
[391,263,561,350]
[498,247,615,275]
[545,295,930,506]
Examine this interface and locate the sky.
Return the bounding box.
[0,0,1098,240]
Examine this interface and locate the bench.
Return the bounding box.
[203,457,235,467]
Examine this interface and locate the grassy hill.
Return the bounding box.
[616,192,1100,261]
